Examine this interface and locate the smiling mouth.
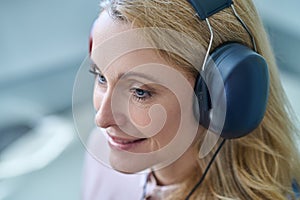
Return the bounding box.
[108,135,147,151]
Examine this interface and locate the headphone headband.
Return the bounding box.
[187,0,233,20]
[187,0,269,140]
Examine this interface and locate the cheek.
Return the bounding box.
[128,103,151,127]
[129,94,182,144]
[151,95,182,146]
[160,98,181,134]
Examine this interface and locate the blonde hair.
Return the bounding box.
[99,0,300,199]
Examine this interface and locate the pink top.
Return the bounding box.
[82,132,178,200]
[143,172,179,199]
[82,152,144,200]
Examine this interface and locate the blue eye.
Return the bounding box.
[89,68,106,85]
[135,88,147,97]
[131,88,152,101]
[97,74,106,85]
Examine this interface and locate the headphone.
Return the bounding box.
[190,0,269,139]
[182,1,270,198]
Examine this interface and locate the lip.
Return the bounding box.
[107,134,147,151]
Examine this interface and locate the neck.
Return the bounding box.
[152,147,199,186]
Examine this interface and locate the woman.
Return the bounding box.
[82,0,300,199]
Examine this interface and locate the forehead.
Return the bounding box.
[91,11,131,51]
[91,11,173,75]
[90,11,195,85]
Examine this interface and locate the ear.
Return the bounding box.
[89,19,98,56]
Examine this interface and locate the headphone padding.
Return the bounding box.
[198,43,269,139]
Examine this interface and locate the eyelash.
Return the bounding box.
[89,67,152,102]
[89,68,107,85]
[130,88,152,102]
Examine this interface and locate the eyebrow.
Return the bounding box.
[90,62,158,82]
[121,71,158,82]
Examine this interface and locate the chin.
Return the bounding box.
[109,149,159,174]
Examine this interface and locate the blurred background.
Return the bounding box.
[0,0,299,200]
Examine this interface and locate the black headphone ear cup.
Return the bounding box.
[194,43,269,139]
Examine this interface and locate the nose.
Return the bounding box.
[95,90,126,128]
[95,91,115,128]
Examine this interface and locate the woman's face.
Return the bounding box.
[91,11,199,173]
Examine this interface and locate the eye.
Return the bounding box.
[130,88,152,101]
[97,74,107,85]
[89,68,107,85]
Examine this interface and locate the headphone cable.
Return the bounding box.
[185,138,227,200]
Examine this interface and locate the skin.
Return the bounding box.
[91,11,202,185]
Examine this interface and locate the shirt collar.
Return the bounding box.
[142,171,179,200]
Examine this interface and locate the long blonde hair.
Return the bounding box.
[99,0,300,199]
